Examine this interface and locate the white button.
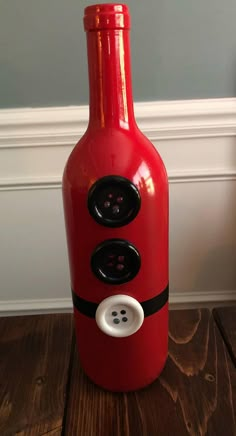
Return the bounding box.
[95,295,144,338]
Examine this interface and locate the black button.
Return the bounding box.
[91,239,141,284]
[87,176,141,227]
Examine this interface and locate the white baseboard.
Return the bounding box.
[0,290,235,316]
[0,298,73,316]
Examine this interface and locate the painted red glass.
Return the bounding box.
[62,4,169,392]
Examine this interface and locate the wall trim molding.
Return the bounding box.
[0,289,235,316]
[0,98,236,148]
[1,98,235,310]
[0,98,236,191]
[1,170,236,192]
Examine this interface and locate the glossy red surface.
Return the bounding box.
[74,304,168,392]
[62,4,169,391]
[84,4,130,31]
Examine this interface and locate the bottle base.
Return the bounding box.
[81,357,168,393]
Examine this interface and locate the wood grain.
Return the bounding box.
[0,314,74,436]
[64,309,236,436]
[213,306,236,366]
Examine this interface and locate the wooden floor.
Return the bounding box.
[0,307,235,436]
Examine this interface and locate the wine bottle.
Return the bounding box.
[62,3,169,392]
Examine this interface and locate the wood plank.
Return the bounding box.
[64,309,236,436]
[16,427,62,436]
[0,314,74,436]
[213,306,236,366]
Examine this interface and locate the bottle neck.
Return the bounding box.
[86,29,136,130]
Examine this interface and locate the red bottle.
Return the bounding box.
[63,4,169,392]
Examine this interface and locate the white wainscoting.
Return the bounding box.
[0,98,236,315]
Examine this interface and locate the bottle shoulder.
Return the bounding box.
[68,127,164,162]
[63,126,167,188]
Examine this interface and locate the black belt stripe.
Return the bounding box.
[72,284,169,318]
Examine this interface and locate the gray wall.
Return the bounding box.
[1,0,236,108]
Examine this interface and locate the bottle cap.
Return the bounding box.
[84,4,130,31]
